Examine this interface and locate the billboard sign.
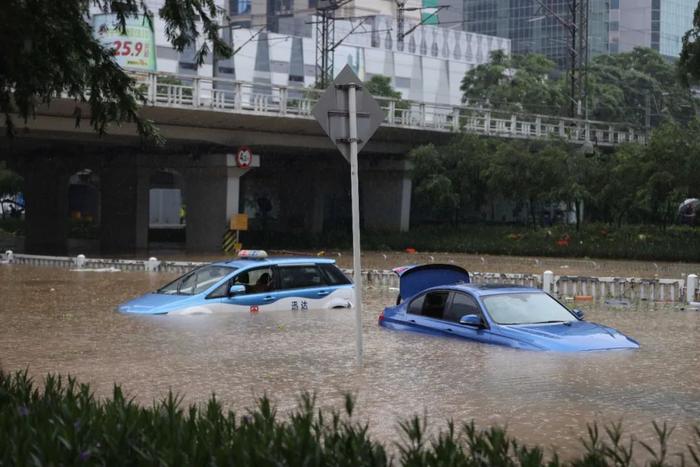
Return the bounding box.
[93,14,157,72]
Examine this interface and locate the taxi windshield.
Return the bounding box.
[157,265,236,296]
[482,292,576,325]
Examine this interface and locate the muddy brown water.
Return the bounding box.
[1,265,699,460]
[112,248,700,278]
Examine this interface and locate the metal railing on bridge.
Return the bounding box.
[135,73,646,147]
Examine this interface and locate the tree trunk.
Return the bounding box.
[575,199,581,232]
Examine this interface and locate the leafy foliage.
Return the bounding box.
[1,370,699,466]
[0,0,232,142]
[0,162,23,196]
[409,119,700,230]
[462,48,697,126]
[461,50,565,115]
[364,75,410,110]
[679,1,700,86]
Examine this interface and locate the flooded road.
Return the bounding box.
[1,265,699,458]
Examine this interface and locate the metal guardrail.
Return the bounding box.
[3,251,695,303]
[133,72,647,147]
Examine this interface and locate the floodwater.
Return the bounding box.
[117,249,700,278]
[1,265,699,460]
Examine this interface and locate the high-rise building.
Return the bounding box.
[462,0,610,71]
[609,0,696,58]
[226,0,424,36]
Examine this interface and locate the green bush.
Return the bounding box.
[245,224,700,262]
[1,371,699,466]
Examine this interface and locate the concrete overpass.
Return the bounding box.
[0,73,646,254]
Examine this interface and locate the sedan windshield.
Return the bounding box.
[157,265,236,296]
[482,293,576,325]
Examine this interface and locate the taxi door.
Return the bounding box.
[213,265,283,313]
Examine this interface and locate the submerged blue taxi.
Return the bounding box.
[118,251,353,315]
[378,264,639,352]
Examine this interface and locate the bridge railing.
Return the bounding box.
[135,72,646,146]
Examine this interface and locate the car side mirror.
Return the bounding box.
[572,308,585,320]
[459,314,482,327]
[229,284,246,296]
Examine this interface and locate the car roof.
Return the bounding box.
[210,256,337,269]
[438,283,543,297]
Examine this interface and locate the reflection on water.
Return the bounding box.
[1,265,698,457]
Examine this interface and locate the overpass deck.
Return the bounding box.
[136,72,646,147]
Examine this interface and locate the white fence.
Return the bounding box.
[3,251,696,304]
[133,72,646,147]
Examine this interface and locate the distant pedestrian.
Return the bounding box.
[179,204,186,224]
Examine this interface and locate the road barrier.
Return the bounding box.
[1,251,697,304]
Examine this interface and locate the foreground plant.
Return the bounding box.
[0,370,698,466]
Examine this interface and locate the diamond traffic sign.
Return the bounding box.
[312,65,385,162]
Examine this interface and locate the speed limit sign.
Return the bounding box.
[235,146,252,168]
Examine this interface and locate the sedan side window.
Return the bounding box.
[407,295,425,315]
[420,291,450,320]
[444,292,482,323]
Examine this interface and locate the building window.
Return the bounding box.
[230,0,251,15]
[610,0,619,8]
[610,21,618,31]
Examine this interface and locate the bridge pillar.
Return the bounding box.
[100,165,139,252]
[185,163,228,251]
[134,169,150,250]
[361,160,412,232]
[23,159,71,254]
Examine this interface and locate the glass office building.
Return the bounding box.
[609,0,696,58]
[462,0,610,71]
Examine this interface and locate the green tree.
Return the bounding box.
[0,163,23,196]
[583,48,696,127]
[679,0,700,86]
[364,75,410,110]
[0,0,232,142]
[460,50,564,115]
[637,120,700,227]
[485,140,566,228]
[409,144,460,223]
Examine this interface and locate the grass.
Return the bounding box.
[248,223,700,263]
[1,370,699,466]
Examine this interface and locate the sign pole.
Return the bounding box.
[312,64,383,367]
[347,83,363,365]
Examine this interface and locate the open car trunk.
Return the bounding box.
[393,264,470,303]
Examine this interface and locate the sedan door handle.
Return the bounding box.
[446,328,453,332]
[317,290,330,296]
[263,296,275,302]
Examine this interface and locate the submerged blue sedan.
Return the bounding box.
[378,264,639,352]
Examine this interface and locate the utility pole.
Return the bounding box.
[535,0,589,118]
[396,0,407,51]
[315,1,337,89]
[395,1,448,51]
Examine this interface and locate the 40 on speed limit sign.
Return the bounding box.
[235,146,253,168]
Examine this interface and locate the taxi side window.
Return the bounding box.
[278,266,324,289]
[319,264,351,285]
[207,281,230,299]
[444,292,482,323]
[207,267,274,299]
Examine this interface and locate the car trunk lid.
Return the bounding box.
[393,264,470,302]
